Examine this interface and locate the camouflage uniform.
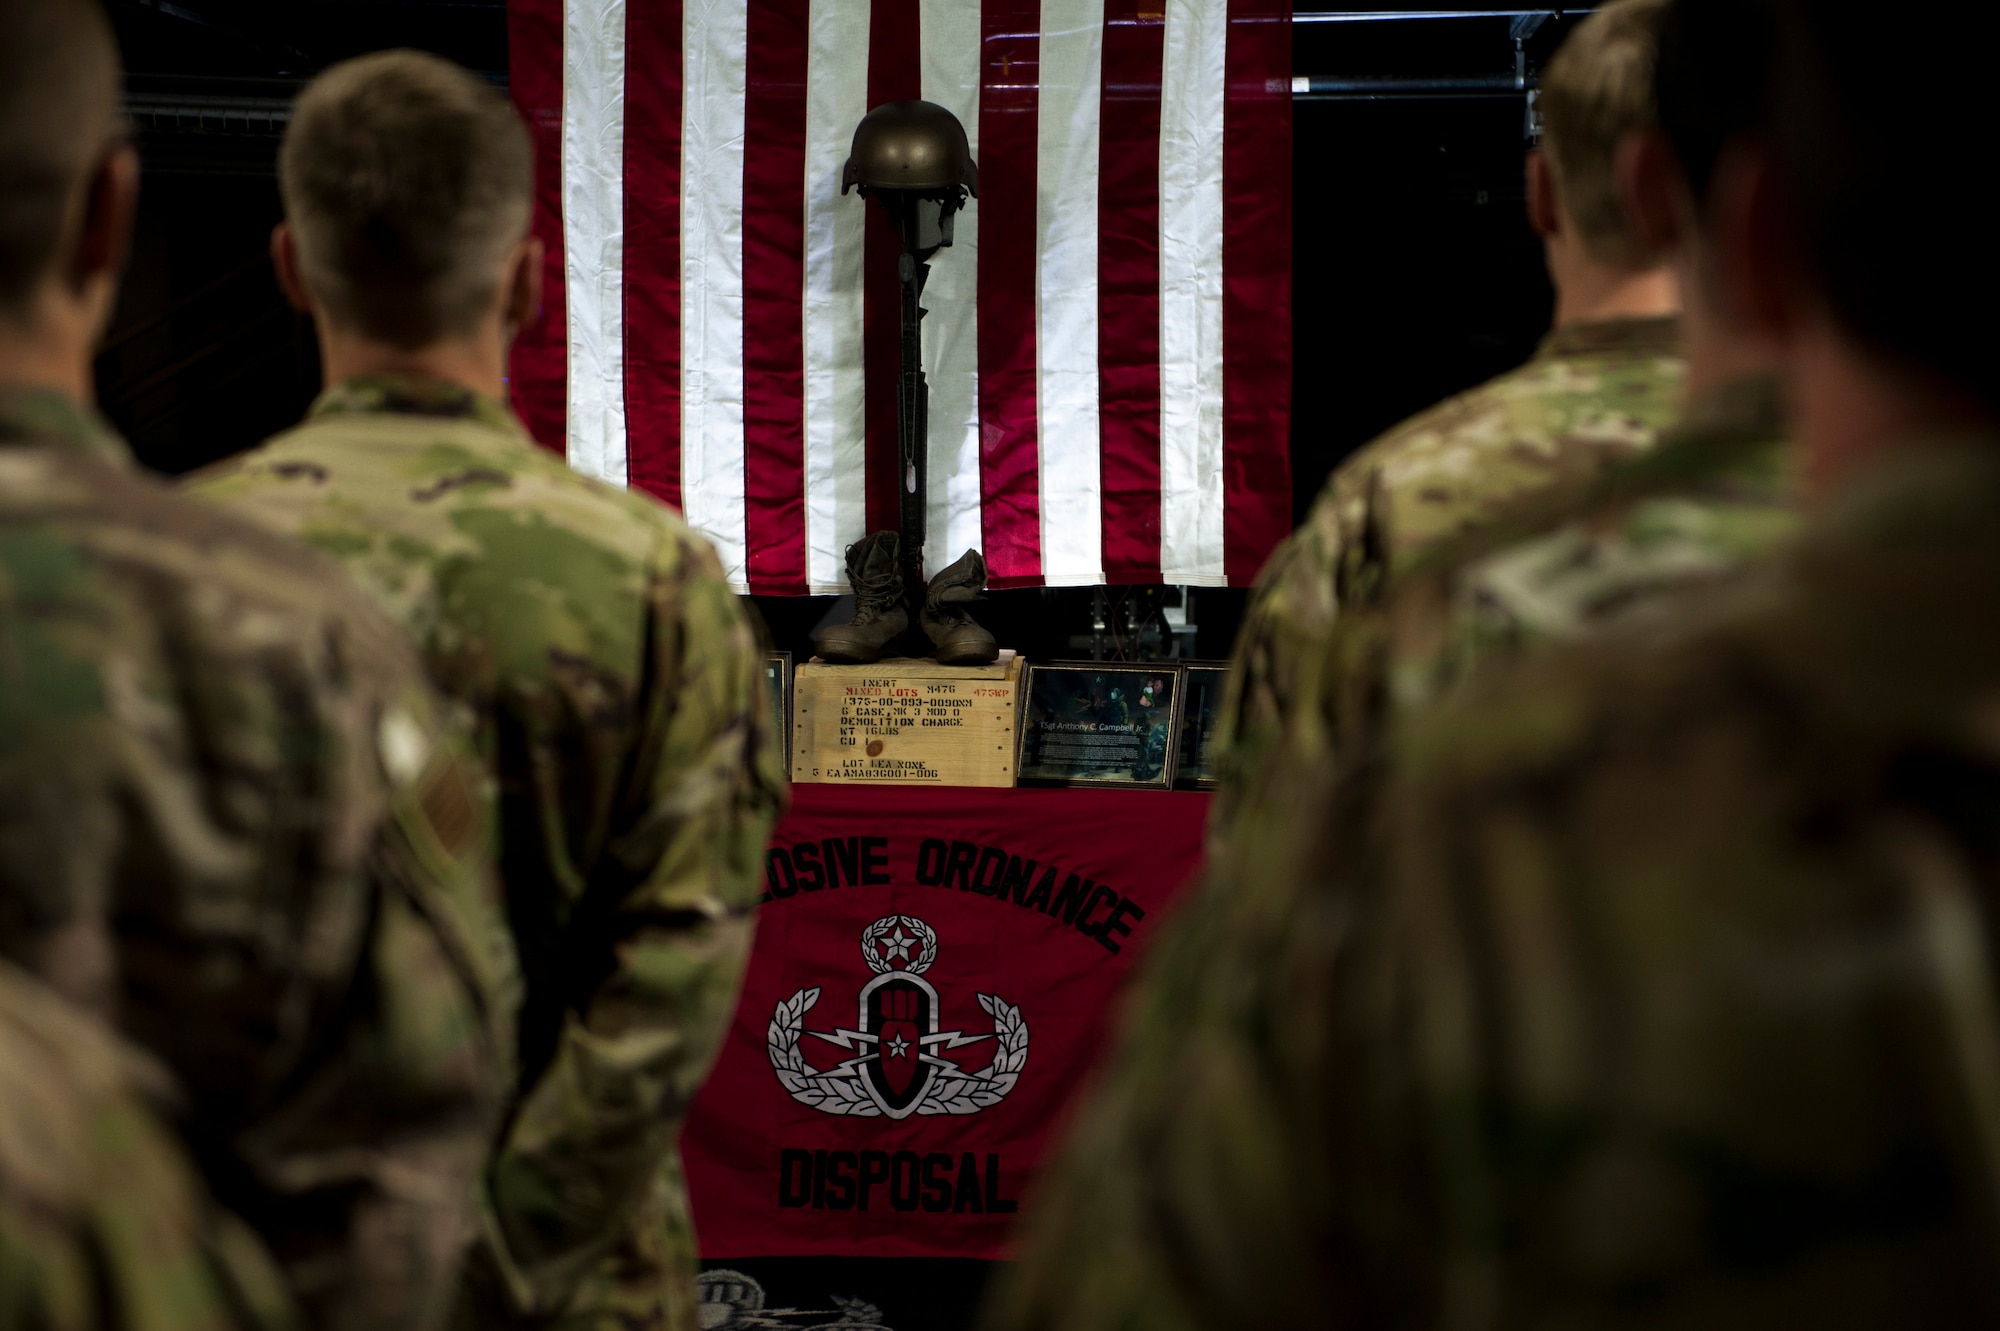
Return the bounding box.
[0,959,296,1331]
[0,391,517,1331]
[189,377,787,1330]
[1212,316,1687,843]
[1392,372,1795,712]
[994,436,2000,1329]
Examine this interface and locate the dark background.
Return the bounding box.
[99,1,1583,664]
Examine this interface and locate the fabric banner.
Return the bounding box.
[682,783,1210,1259]
[506,0,1292,593]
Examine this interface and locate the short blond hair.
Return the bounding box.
[1538,0,1670,269]
[281,50,532,348]
[0,0,120,317]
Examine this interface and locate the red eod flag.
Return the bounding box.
[683,785,1209,1259]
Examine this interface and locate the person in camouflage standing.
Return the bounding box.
[1376,0,1800,718]
[0,6,516,1329]
[1211,0,1684,845]
[188,52,787,1331]
[0,959,297,1331]
[1215,0,1800,887]
[994,0,2000,1325]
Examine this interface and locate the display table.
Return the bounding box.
[684,783,1211,1328]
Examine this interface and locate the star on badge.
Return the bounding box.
[886,1033,911,1059]
[880,928,916,963]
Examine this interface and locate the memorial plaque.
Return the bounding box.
[765,652,792,771]
[1016,663,1183,789]
[792,653,1024,787]
[1174,663,1229,789]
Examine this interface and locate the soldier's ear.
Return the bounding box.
[1524,150,1561,240]
[71,143,138,297]
[270,223,315,315]
[503,235,544,339]
[1616,130,1683,257]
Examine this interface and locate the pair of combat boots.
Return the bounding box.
[813,531,998,666]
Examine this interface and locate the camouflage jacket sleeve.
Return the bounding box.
[0,960,297,1331]
[471,525,787,1316]
[0,456,517,1331]
[1207,481,1359,851]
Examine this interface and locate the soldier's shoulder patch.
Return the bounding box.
[377,703,482,863]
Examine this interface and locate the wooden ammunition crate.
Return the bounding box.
[791,652,1025,787]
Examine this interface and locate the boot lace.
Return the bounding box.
[850,563,904,625]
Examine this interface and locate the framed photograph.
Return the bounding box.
[1174,664,1230,789]
[1016,663,1183,789]
[765,651,792,772]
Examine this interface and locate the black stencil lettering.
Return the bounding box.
[765,849,799,899]
[858,1150,891,1210]
[1000,856,1039,904]
[972,846,1008,896]
[1021,865,1056,913]
[946,840,979,891]
[778,1150,812,1207]
[825,1151,856,1210]
[891,1151,922,1212]
[1075,885,1121,939]
[921,1153,954,1212]
[1099,899,1147,954]
[824,836,861,887]
[792,843,826,891]
[916,839,948,886]
[812,1149,829,1210]
[952,1152,985,1213]
[862,836,891,885]
[1048,873,1093,924]
[985,1154,1018,1213]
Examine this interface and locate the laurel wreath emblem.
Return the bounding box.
[766,915,1029,1117]
[860,915,938,975]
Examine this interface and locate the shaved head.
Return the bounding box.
[0,0,121,318]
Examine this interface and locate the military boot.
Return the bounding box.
[922,549,1000,666]
[813,531,909,664]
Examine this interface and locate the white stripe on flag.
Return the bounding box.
[919,0,984,582]
[802,0,872,593]
[1157,0,1228,584]
[1036,0,1107,585]
[562,0,629,487]
[682,0,752,581]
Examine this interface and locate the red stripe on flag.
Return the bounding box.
[977,1,1044,586]
[624,0,686,507]
[1221,0,1293,583]
[1097,0,1167,586]
[741,0,811,592]
[508,0,567,455]
[862,0,922,540]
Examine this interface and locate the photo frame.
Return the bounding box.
[1173,663,1230,790]
[765,651,792,773]
[1016,662,1183,789]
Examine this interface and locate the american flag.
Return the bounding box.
[507,0,1292,594]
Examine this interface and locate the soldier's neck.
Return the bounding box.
[316,319,508,404]
[1550,264,1680,331]
[1792,322,1998,500]
[0,289,99,405]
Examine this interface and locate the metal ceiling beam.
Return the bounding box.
[1294,8,1586,20]
[124,92,293,134]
